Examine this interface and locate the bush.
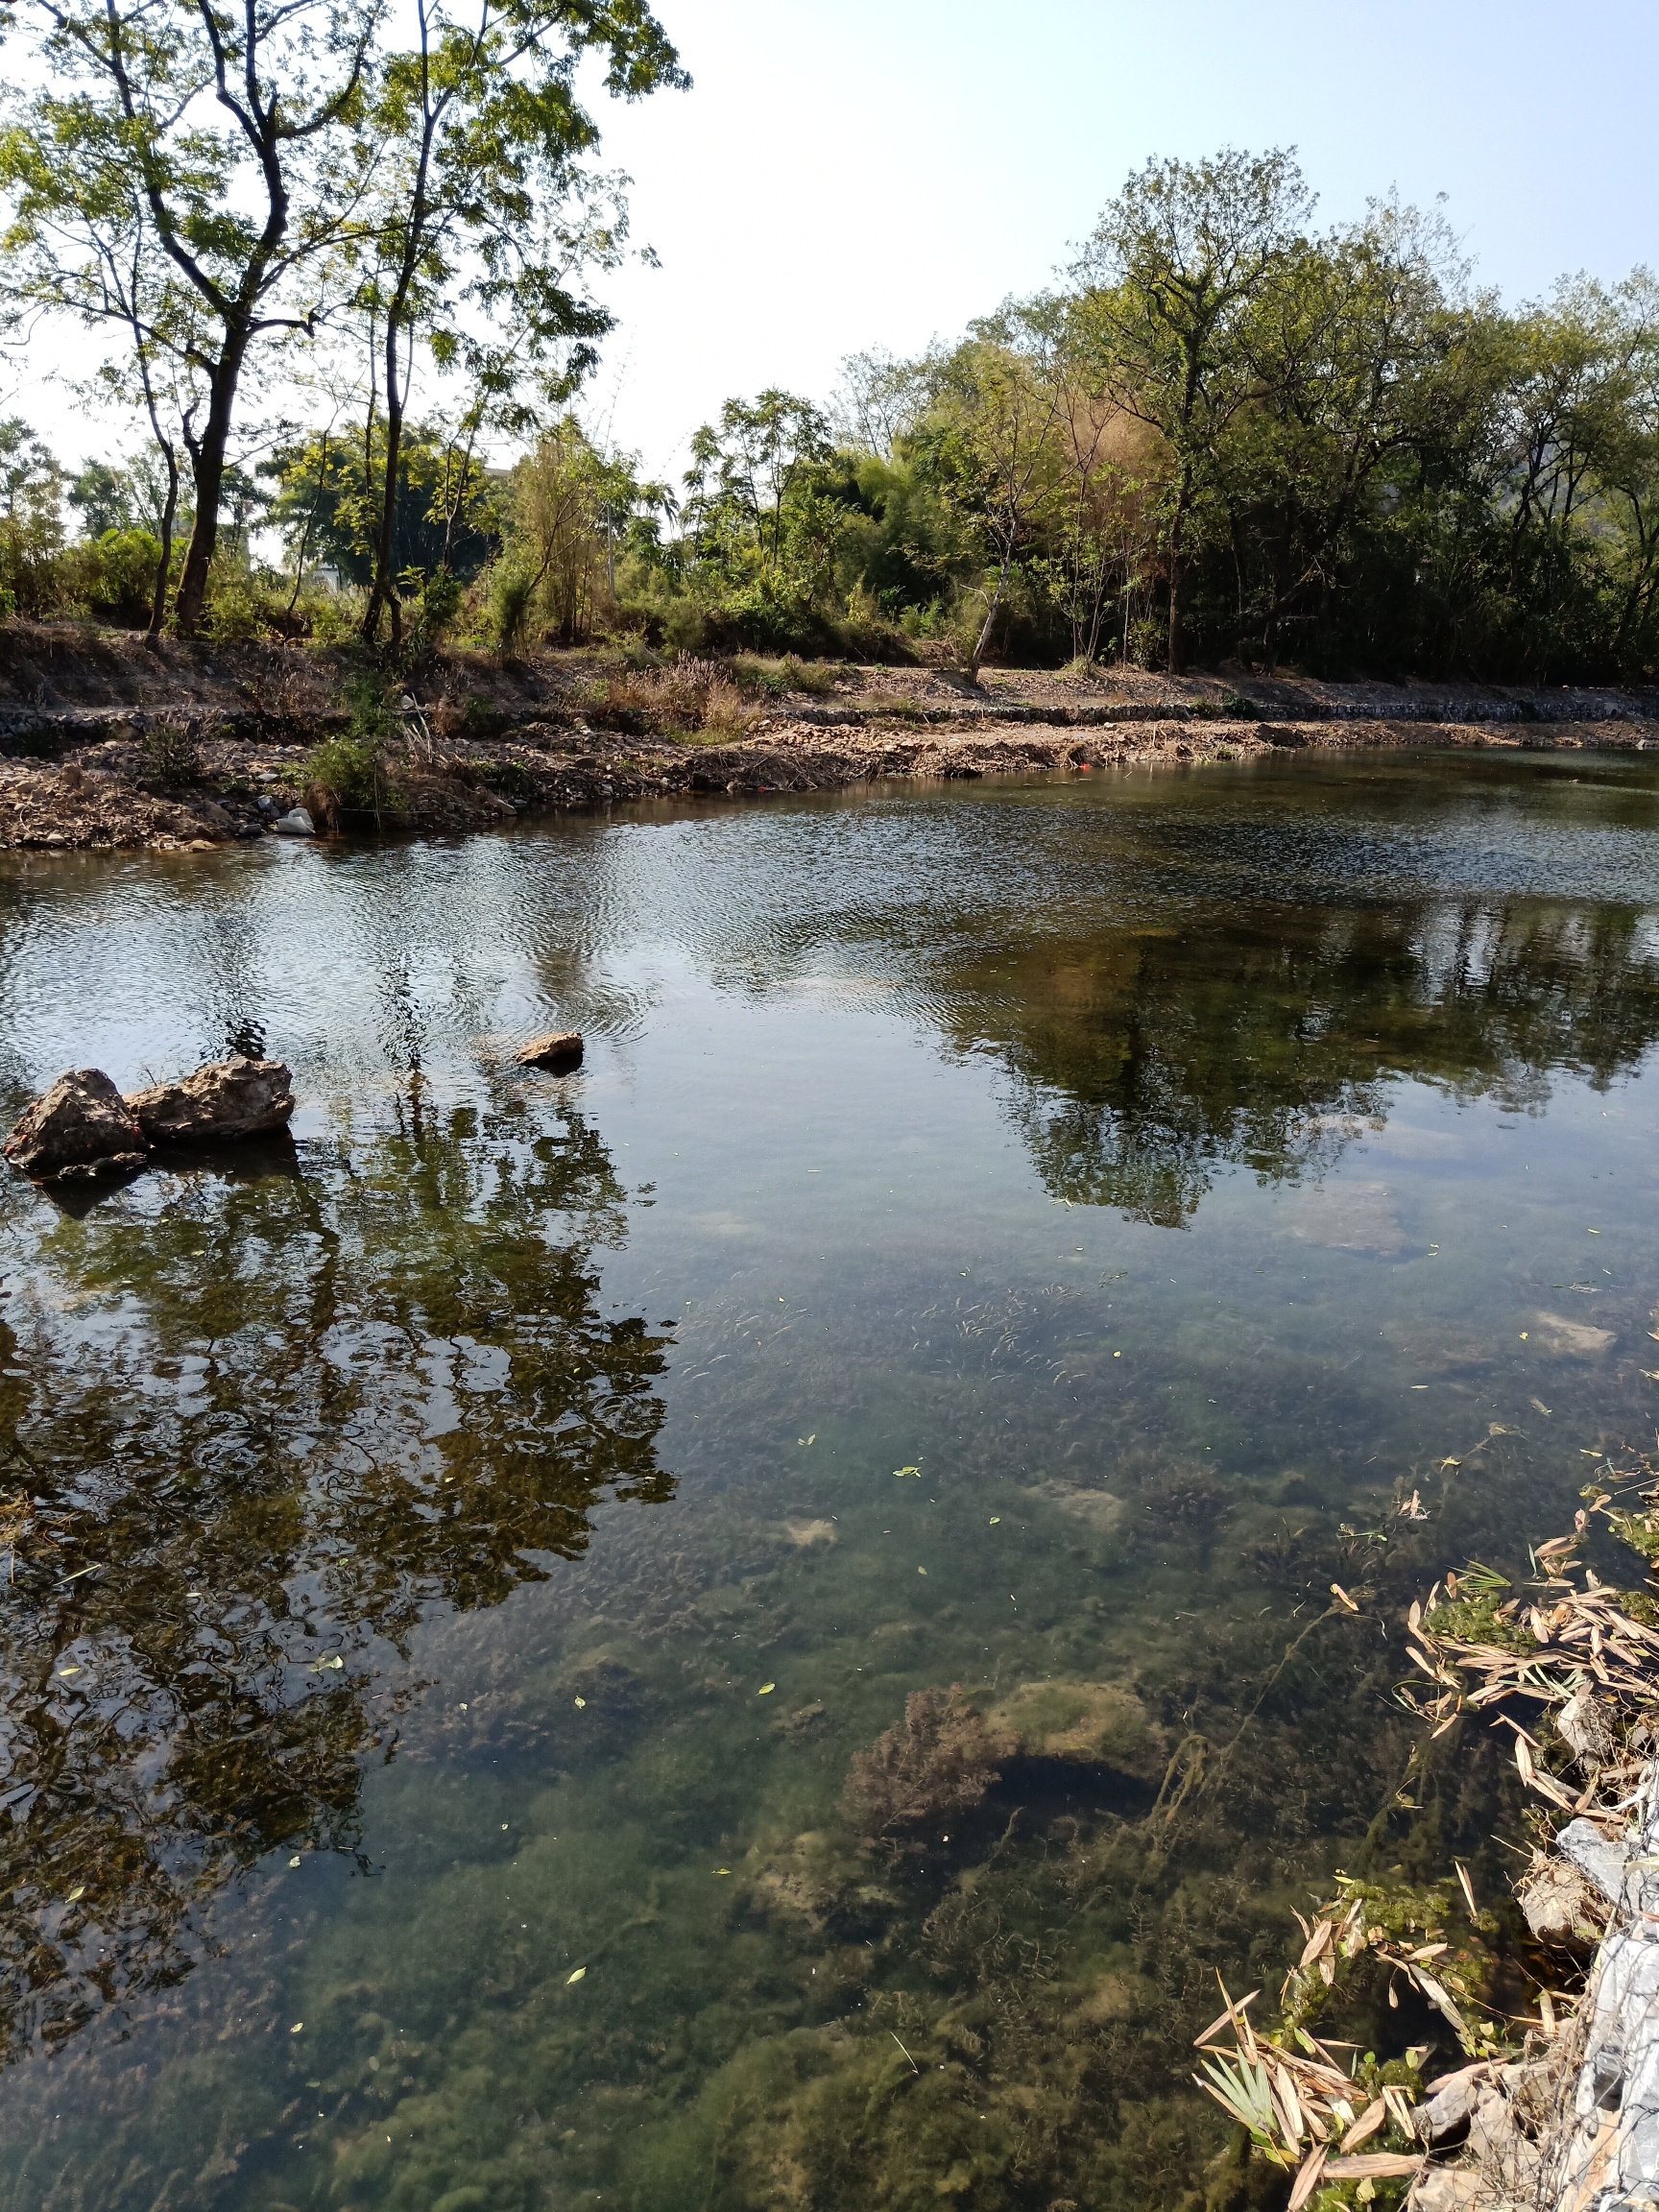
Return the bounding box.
[63,529,163,626]
[139,721,202,785]
[733,654,839,697]
[304,733,397,822]
[488,560,539,656]
[206,572,302,642]
[588,654,763,739]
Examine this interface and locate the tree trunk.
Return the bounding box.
[967,557,1012,683]
[174,342,248,636]
[363,314,406,646]
[148,445,179,640]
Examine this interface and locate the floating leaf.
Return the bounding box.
[566,1966,586,1984]
[917,1567,927,1576]
[65,1886,84,1903]
[290,2022,303,2034]
[989,1516,1000,1526]
[573,1695,587,1708]
[757,1683,775,1695]
[288,1855,301,1868]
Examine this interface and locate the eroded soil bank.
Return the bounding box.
[1,620,1654,851]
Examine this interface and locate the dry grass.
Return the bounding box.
[589,656,764,740]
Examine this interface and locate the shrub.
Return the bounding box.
[733,654,839,697]
[488,560,539,656]
[63,529,163,626]
[304,733,395,822]
[206,573,301,641]
[588,655,764,739]
[139,721,202,785]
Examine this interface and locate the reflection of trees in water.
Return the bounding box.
[0,1087,671,2059]
[949,901,1659,1225]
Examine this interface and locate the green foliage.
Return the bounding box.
[305,734,390,815]
[61,529,164,626]
[305,681,405,816]
[0,419,65,616]
[138,721,202,785]
[267,424,502,594]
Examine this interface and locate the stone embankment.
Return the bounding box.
[0,620,1654,854]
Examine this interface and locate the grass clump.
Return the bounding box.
[588,655,764,740]
[733,654,839,698]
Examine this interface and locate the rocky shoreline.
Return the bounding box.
[3,714,1657,856]
[0,621,1654,854]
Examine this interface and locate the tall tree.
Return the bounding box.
[920,311,1066,678]
[353,0,685,645]
[0,0,376,631]
[1074,148,1314,672]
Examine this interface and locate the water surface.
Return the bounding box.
[3,752,1659,2210]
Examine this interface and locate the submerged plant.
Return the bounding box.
[841,1686,1008,1857]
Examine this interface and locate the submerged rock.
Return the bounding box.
[985,1678,1167,1780]
[124,1056,295,1143]
[2,1069,149,1180]
[515,1030,584,1072]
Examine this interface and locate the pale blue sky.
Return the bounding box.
[13,0,1656,481]
[587,0,1657,478]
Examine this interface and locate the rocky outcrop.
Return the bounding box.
[2,1069,150,1180]
[515,1030,584,1072]
[5,1057,295,1182]
[124,1056,295,1142]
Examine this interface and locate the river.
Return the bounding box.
[2,751,1658,2210]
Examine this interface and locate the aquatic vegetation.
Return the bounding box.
[841,1686,1009,1857]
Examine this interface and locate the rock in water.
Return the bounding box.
[124,1056,295,1143]
[272,807,315,836]
[3,1070,150,1180]
[515,1031,585,1072]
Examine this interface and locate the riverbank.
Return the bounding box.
[0,621,1655,851]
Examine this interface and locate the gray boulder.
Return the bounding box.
[3,1070,150,1180]
[125,1056,295,1143]
[272,807,314,836]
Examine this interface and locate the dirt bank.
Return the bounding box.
[0,620,1654,853]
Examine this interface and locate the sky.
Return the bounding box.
[11,0,1658,484]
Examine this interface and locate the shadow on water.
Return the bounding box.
[0,1079,672,2058]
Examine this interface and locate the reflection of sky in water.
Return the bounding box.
[2,753,1659,2210]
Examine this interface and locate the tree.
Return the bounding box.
[683,391,835,568]
[0,0,377,633]
[1074,148,1315,671]
[919,311,1067,678]
[0,420,65,614]
[351,0,685,645]
[502,417,659,643]
[1221,199,1489,669]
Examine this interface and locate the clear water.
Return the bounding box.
[3,752,1659,2209]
